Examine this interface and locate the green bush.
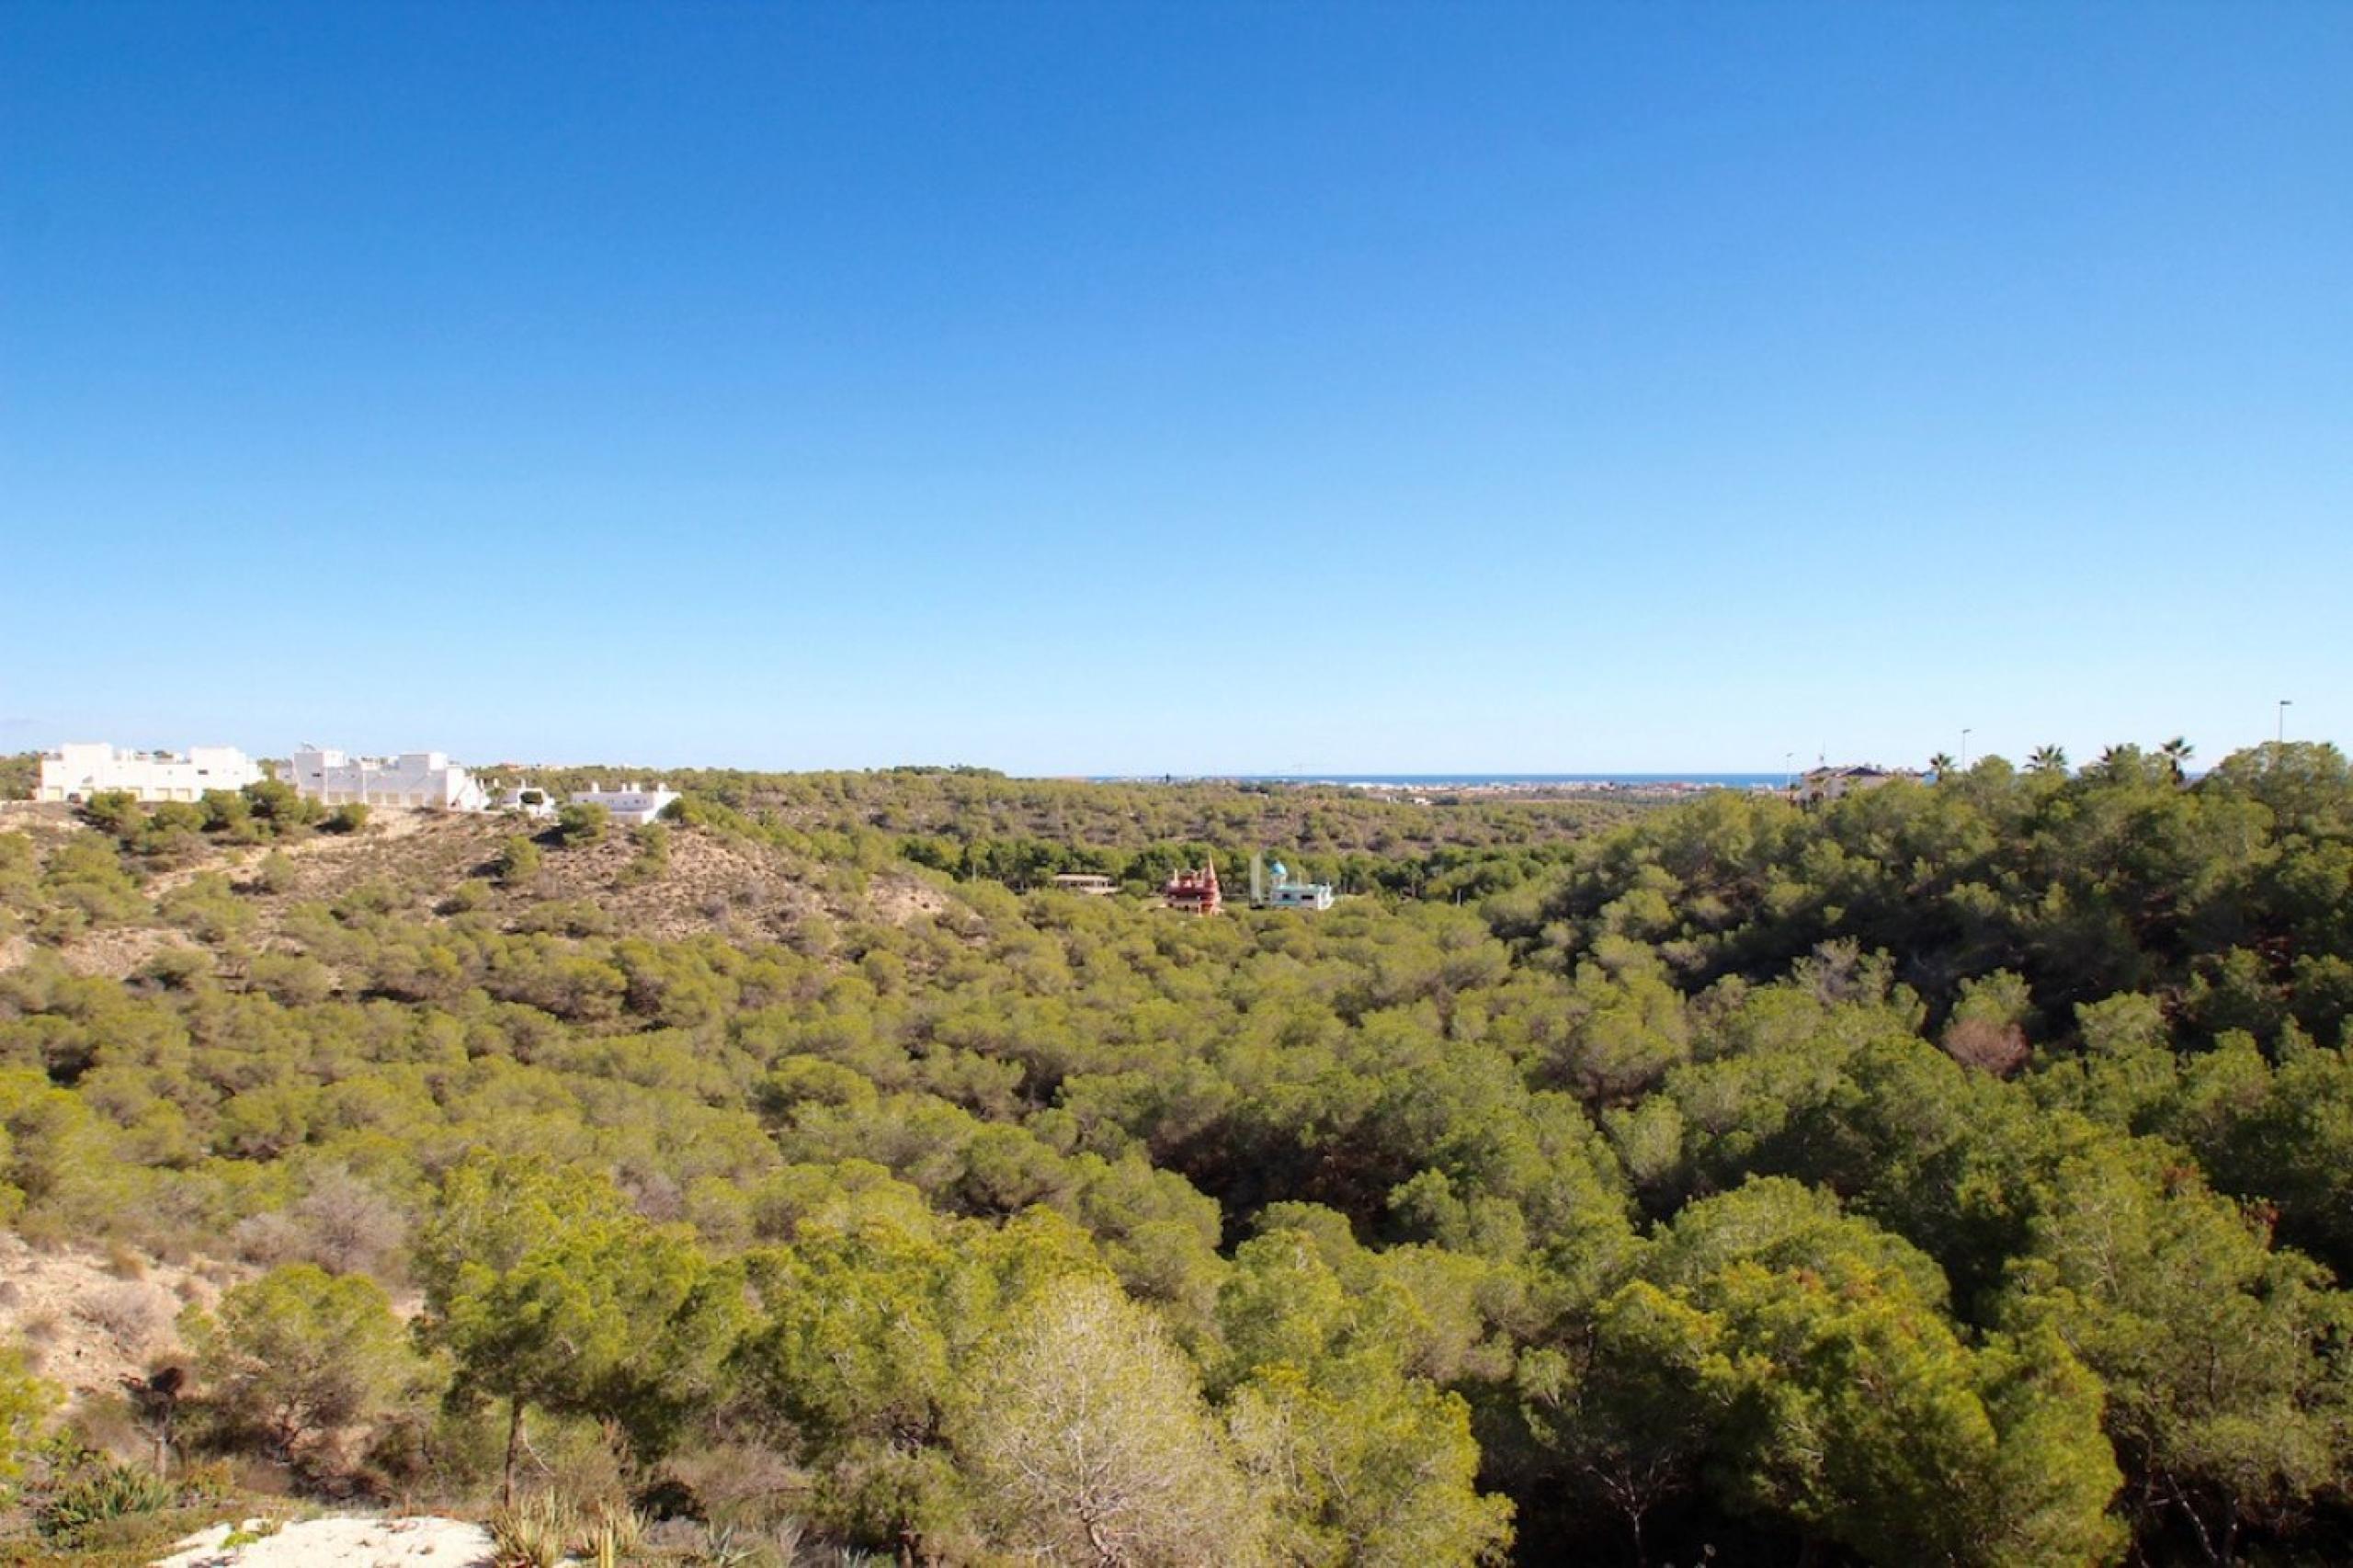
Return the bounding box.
[496,836,544,888]
[77,792,143,839]
[555,801,609,846]
[180,1263,414,1460]
[254,850,298,894]
[0,1339,57,1480]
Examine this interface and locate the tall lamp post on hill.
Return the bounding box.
[2279,699,2293,746]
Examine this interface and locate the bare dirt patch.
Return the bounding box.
[870,873,953,925]
[0,1235,234,1404]
[53,925,204,981]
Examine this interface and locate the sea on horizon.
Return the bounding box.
[1094,772,1791,790]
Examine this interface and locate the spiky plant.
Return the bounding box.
[488,1491,574,1568]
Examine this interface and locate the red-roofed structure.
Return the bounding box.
[1163,858,1222,915]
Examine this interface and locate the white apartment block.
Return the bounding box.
[38,743,263,803]
[287,747,491,812]
[570,780,682,826]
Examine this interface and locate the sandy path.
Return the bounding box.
[153,1516,494,1567]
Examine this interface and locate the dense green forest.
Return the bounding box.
[505,766,1649,902]
[3,744,2351,1564]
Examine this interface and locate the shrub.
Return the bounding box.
[160,873,252,944]
[247,952,335,1007]
[199,790,256,839]
[138,948,210,991]
[555,801,609,846]
[1942,1014,2029,1076]
[254,850,299,894]
[442,877,494,914]
[331,879,403,921]
[77,1283,168,1356]
[289,1167,408,1278]
[513,899,615,938]
[620,824,670,887]
[496,836,544,889]
[241,778,320,832]
[78,791,143,839]
[1,1339,58,1480]
[180,1264,414,1459]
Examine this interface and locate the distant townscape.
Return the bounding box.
[32,742,680,828]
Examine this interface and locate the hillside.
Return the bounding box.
[1,748,2351,1564]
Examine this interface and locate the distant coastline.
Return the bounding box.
[1095,772,1789,790]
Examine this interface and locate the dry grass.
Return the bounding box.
[0,1233,233,1403]
[76,1280,172,1357]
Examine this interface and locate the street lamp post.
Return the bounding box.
[2279,699,2293,746]
[1961,728,1972,770]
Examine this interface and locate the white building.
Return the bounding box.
[492,782,559,822]
[38,743,262,803]
[1793,765,1920,808]
[569,780,681,826]
[1249,855,1335,911]
[286,747,491,812]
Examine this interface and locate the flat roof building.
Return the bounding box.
[1793,765,1919,808]
[287,747,490,812]
[37,743,262,803]
[1250,855,1334,911]
[569,781,680,827]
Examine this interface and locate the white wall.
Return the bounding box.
[288,746,489,812]
[570,782,681,826]
[38,744,262,803]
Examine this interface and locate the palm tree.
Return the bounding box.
[1928,752,1956,778]
[2028,744,2069,776]
[2159,736,2194,782]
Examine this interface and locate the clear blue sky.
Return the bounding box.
[5,3,2347,776]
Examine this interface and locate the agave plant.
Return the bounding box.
[582,1501,650,1568]
[488,1492,575,1568]
[31,1443,179,1548]
[762,1517,810,1567]
[693,1520,771,1567]
[693,1522,748,1568]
